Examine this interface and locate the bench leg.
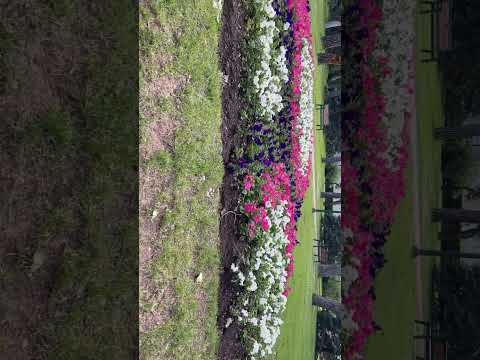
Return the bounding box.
[415,320,430,326]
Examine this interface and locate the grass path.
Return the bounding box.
[272,1,328,359]
[139,2,223,359]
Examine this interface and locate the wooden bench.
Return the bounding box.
[316,104,329,131]
[314,242,329,264]
[420,0,454,63]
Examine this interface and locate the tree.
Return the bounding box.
[322,213,342,263]
[317,53,341,65]
[442,182,480,200]
[328,75,341,84]
[459,225,480,239]
[324,107,341,156]
[322,33,341,49]
[321,192,341,199]
[318,264,341,277]
[316,310,341,357]
[412,246,480,259]
[434,124,480,140]
[441,141,473,186]
[436,264,480,359]
[322,155,341,163]
[432,208,480,224]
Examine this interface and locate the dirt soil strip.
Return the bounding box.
[216,0,247,359]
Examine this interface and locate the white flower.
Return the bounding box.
[247,281,258,292]
[238,271,245,286]
[251,341,260,355]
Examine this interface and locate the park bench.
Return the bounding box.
[314,242,329,264]
[414,320,449,360]
[420,0,454,62]
[316,104,329,131]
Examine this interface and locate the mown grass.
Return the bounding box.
[139,1,223,359]
[271,1,328,359]
[364,3,443,359]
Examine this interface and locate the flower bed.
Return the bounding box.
[226,0,314,358]
[341,0,416,359]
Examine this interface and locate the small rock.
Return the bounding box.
[195,273,203,283]
[31,250,46,273]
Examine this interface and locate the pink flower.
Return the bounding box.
[261,218,270,231]
[243,202,257,213]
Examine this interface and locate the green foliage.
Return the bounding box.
[324,110,340,156]
[315,310,341,356]
[436,264,480,359]
[440,1,480,119]
[441,140,473,186]
[322,277,341,300]
[321,214,342,262]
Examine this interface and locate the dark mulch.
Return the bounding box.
[217,0,248,359]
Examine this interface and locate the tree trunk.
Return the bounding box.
[460,225,480,239]
[412,246,480,259]
[432,208,480,223]
[322,155,341,163]
[312,208,341,214]
[318,264,341,277]
[434,124,480,140]
[322,33,341,48]
[317,53,341,65]
[328,75,341,83]
[312,294,344,316]
[327,87,341,98]
[325,20,341,29]
[321,192,341,199]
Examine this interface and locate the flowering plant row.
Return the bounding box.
[341,0,415,359]
[227,0,314,358]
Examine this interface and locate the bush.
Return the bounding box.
[438,264,480,359]
[322,277,341,300]
[442,140,473,186]
[322,213,342,262]
[315,310,341,357]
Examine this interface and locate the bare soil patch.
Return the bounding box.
[217,0,248,359]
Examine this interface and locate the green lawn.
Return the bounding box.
[272,1,328,359]
[364,2,444,359]
[414,0,443,321]
[139,1,223,359]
